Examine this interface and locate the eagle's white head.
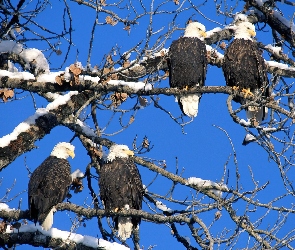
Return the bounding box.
[107,144,134,162]
[50,142,75,159]
[184,22,207,40]
[233,22,256,40]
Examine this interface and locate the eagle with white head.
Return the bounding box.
[28,142,75,230]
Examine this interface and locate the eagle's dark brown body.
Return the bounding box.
[99,157,143,229]
[168,36,207,115]
[222,39,269,104]
[28,156,72,225]
[168,37,207,89]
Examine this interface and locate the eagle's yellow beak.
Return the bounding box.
[124,149,134,156]
[201,31,207,38]
[249,30,256,38]
[68,150,75,159]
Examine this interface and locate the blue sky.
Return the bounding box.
[1,0,295,249]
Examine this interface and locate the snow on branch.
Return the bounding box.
[2,223,128,249]
[0,91,78,148]
[0,40,49,75]
[186,177,228,198]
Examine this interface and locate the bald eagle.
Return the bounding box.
[28,142,75,230]
[168,22,207,118]
[222,21,269,124]
[99,144,144,241]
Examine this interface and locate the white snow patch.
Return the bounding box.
[206,27,222,37]
[265,44,282,56]
[0,41,49,74]
[99,239,130,250]
[262,127,277,132]
[75,119,97,138]
[71,169,84,180]
[0,92,78,148]
[0,203,14,211]
[6,224,102,248]
[244,134,256,142]
[156,201,173,213]
[108,80,152,91]
[0,69,35,80]
[153,48,169,57]
[0,108,48,147]
[0,40,23,54]
[20,48,49,73]
[255,0,268,6]
[186,177,228,198]
[79,75,100,84]
[266,60,295,70]
[46,91,78,110]
[239,119,251,126]
[8,60,18,72]
[234,13,249,22]
[273,10,295,32]
[206,44,224,59]
[37,72,64,83]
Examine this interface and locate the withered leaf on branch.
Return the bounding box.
[106,55,113,65]
[55,74,64,85]
[142,137,150,148]
[139,96,148,107]
[124,25,131,32]
[69,63,82,86]
[129,115,135,124]
[55,63,82,86]
[0,221,7,233]
[71,178,84,193]
[220,42,227,50]
[89,146,103,159]
[105,16,117,26]
[123,60,130,68]
[173,0,179,4]
[100,0,106,6]
[162,70,169,80]
[0,88,14,102]
[110,92,128,107]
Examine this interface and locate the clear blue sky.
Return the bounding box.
[1,1,295,249]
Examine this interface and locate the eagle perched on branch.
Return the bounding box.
[222,21,270,124]
[168,21,207,118]
[28,142,75,230]
[99,144,144,241]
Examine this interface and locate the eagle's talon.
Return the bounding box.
[242,88,254,98]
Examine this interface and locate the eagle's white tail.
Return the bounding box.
[118,216,133,241]
[41,207,56,230]
[246,106,268,124]
[179,94,201,118]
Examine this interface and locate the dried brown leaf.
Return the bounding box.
[0,88,14,102]
[162,70,169,80]
[0,221,7,233]
[14,26,21,33]
[107,55,113,64]
[220,42,227,50]
[111,92,128,107]
[105,16,117,26]
[55,75,63,85]
[139,96,148,107]
[142,137,149,148]
[173,0,179,4]
[215,211,222,220]
[123,61,130,68]
[89,146,103,159]
[100,0,106,6]
[123,25,131,32]
[129,116,135,124]
[69,64,82,76]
